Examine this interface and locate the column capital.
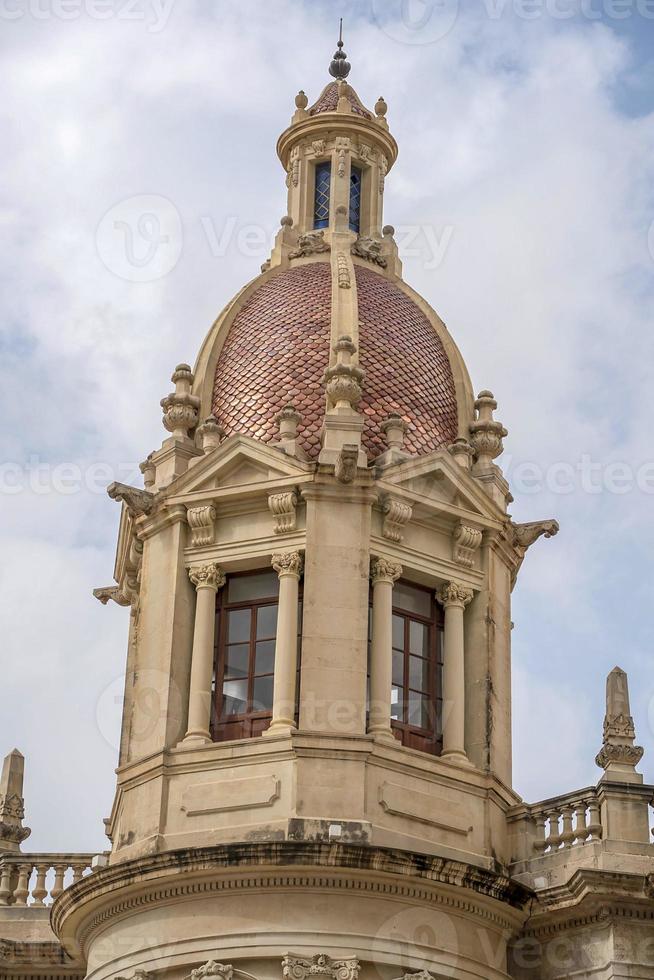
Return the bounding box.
[437,581,474,609]
[188,563,226,592]
[370,556,403,586]
[272,551,304,579]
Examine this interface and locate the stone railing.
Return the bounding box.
[0,853,97,907]
[509,787,603,865]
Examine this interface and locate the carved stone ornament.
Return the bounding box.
[289,230,331,259]
[337,252,351,289]
[336,136,350,178]
[282,953,360,980]
[382,497,413,543]
[351,236,387,268]
[139,453,156,489]
[335,445,359,484]
[379,154,388,194]
[595,743,644,769]
[323,336,365,409]
[437,582,474,609]
[290,146,301,187]
[161,363,201,439]
[197,415,225,455]
[357,142,372,162]
[185,963,234,980]
[311,139,326,157]
[272,551,304,579]
[188,563,226,592]
[116,971,155,980]
[269,490,299,534]
[93,586,132,607]
[452,521,483,568]
[393,973,436,980]
[107,482,155,518]
[370,556,403,586]
[469,390,507,467]
[187,505,217,548]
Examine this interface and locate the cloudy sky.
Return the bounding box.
[1,0,653,853]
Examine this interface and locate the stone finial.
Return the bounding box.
[382,225,395,238]
[275,404,302,441]
[295,91,308,110]
[448,437,475,470]
[380,413,408,451]
[329,20,351,81]
[139,454,156,489]
[280,215,294,228]
[375,96,388,118]
[469,390,508,469]
[323,336,365,410]
[197,415,225,455]
[160,363,201,440]
[0,750,31,852]
[595,667,644,777]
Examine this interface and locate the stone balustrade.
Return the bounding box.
[509,787,604,865]
[0,853,96,907]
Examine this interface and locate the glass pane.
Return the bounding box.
[349,166,362,233]
[314,162,331,229]
[227,608,251,644]
[221,678,248,717]
[392,614,404,650]
[394,581,431,617]
[391,685,403,721]
[409,655,429,692]
[256,604,278,640]
[255,640,275,676]
[252,675,274,712]
[409,620,429,657]
[392,650,404,687]
[408,691,430,730]
[224,644,249,679]
[228,571,279,604]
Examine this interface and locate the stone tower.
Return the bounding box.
[3,35,653,980]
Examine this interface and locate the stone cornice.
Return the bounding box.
[277,116,398,173]
[52,842,532,955]
[518,868,654,938]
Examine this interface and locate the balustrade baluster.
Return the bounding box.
[0,863,13,905]
[50,863,66,902]
[547,808,562,850]
[13,864,32,905]
[532,812,547,854]
[31,863,49,906]
[561,805,575,847]
[588,798,602,841]
[574,802,590,845]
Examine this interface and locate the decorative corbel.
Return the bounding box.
[107,482,156,518]
[452,521,483,568]
[335,445,359,484]
[187,505,217,548]
[508,519,559,588]
[382,496,413,543]
[269,490,299,534]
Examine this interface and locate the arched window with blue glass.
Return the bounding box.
[349,165,362,234]
[313,162,331,229]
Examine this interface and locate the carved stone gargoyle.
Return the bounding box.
[289,230,330,259]
[107,482,156,518]
[508,519,559,587]
[92,586,132,607]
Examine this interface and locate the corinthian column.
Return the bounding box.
[183,563,226,744]
[369,557,403,740]
[437,582,474,766]
[264,552,304,736]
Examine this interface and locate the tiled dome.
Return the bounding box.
[212,261,458,460]
[308,82,372,119]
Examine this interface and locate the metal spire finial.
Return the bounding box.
[329,19,351,80]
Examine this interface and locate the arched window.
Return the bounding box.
[349,165,362,233]
[211,572,303,742]
[314,162,331,229]
[369,580,444,755]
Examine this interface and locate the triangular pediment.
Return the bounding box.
[166,434,314,498]
[378,450,503,523]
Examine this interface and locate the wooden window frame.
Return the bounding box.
[211,571,302,743]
